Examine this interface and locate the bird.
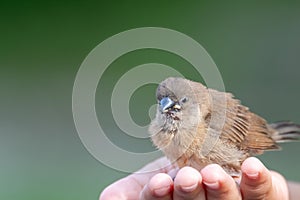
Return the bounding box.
[149,77,300,176]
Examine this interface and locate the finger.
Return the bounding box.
[240,157,277,200]
[100,157,173,200]
[201,164,241,200]
[173,166,205,200]
[287,180,300,200]
[137,157,174,186]
[240,157,271,199]
[270,171,289,200]
[139,173,173,200]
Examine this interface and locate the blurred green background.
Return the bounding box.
[1,1,300,199]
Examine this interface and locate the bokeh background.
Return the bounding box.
[1,1,300,199]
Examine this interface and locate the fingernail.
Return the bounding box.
[246,171,259,179]
[181,183,198,192]
[203,181,219,190]
[153,186,171,197]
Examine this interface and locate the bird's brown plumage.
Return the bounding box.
[149,77,300,176]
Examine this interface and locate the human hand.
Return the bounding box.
[100,157,295,200]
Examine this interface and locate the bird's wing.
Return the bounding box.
[208,89,278,152]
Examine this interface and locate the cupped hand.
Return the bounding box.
[100,157,293,200]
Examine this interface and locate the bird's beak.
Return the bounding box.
[159,97,175,112]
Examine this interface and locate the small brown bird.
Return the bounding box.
[149,77,300,176]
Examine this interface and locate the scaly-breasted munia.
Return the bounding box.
[149,77,300,176]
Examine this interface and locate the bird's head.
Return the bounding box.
[152,77,200,133]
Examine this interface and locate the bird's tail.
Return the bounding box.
[269,121,300,143]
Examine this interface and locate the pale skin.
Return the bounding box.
[100,157,300,200]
